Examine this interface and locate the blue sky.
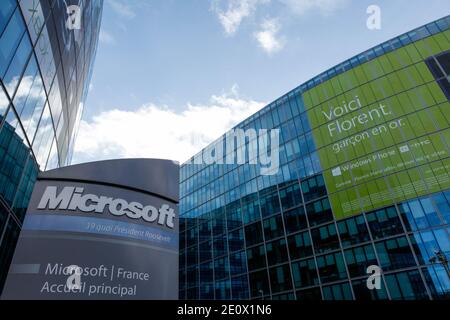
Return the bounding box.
[72,0,450,165]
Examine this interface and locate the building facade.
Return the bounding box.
[0,0,103,294]
[179,16,450,300]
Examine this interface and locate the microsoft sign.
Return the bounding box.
[37,186,176,228]
[2,159,179,300]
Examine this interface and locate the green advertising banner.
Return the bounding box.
[304,32,450,220]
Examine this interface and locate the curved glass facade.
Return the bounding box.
[0,0,103,294]
[179,16,450,300]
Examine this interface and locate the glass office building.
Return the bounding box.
[0,0,103,294]
[179,16,450,300]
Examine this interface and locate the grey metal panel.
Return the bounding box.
[40,159,180,202]
[2,159,180,300]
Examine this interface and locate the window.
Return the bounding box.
[18,66,46,140]
[399,197,442,231]
[228,228,245,252]
[200,281,214,300]
[283,206,307,234]
[301,175,327,202]
[259,187,280,217]
[186,226,198,248]
[272,292,295,300]
[288,94,304,117]
[214,257,229,281]
[226,201,242,230]
[263,215,284,240]
[279,183,302,211]
[269,264,293,293]
[215,279,231,300]
[288,231,313,260]
[385,270,429,300]
[179,268,186,291]
[409,227,450,266]
[271,106,281,127]
[2,27,31,94]
[249,270,269,298]
[352,278,388,300]
[300,113,311,133]
[296,134,307,157]
[344,244,378,278]
[306,198,333,226]
[199,240,212,263]
[421,265,450,300]
[426,51,450,100]
[303,156,315,178]
[187,266,198,289]
[0,0,16,36]
[305,132,316,153]
[281,119,296,141]
[213,235,227,258]
[231,275,249,300]
[296,287,322,301]
[242,197,260,224]
[212,212,226,236]
[322,282,353,300]
[375,236,417,271]
[180,250,186,268]
[317,252,348,283]
[34,24,56,92]
[187,246,198,266]
[433,191,450,224]
[247,245,266,271]
[366,206,404,239]
[245,222,263,247]
[230,251,247,276]
[338,215,370,247]
[266,239,288,266]
[0,111,33,208]
[187,287,199,300]
[436,17,449,32]
[285,139,301,162]
[292,258,319,288]
[311,223,340,254]
[200,262,213,284]
[31,105,54,171]
[0,86,9,117]
[0,8,26,79]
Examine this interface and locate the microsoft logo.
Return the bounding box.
[399,145,410,153]
[37,186,176,229]
[332,167,342,177]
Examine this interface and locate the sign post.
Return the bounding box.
[2,159,179,300]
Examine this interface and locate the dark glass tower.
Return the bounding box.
[179,16,450,300]
[0,0,103,294]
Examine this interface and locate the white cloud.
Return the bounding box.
[72,86,266,165]
[279,0,348,16]
[254,18,285,54]
[211,0,346,54]
[108,0,136,19]
[212,0,267,36]
[0,76,46,137]
[0,87,9,115]
[6,76,44,105]
[99,29,116,45]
